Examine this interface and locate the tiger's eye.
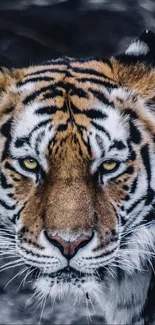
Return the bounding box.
[22,158,38,170]
[102,161,117,171]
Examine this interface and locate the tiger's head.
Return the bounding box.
[1,30,155,302]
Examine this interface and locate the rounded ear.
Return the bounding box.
[0,67,23,117]
[116,30,155,66]
[112,30,155,101]
[0,67,22,92]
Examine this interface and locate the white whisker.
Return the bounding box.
[4,266,29,289]
[0,262,25,274]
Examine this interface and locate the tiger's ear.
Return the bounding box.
[112,30,155,100]
[116,30,155,65]
[0,67,22,92]
[0,67,23,117]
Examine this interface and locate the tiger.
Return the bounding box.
[0,29,155,324]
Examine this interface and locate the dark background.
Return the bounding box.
[0,0,155,68]
[0,0,155,324]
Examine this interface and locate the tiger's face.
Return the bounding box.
[1,32,155,301]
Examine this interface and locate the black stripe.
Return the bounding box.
[0,199,16,210]
[145,188,154,205]
[141,144,151,183]
[130,177,138,194]
[85,246,117,260]
[109,140,126,151]
[1,119,12,161]
[57,124,68,132]
[41,80,89,102]
[72,67,113,80]
[88,88,111,106]
[17,76,54,86]
[35,103,67,115]
[91,121,111,140]
[43,89,64,99]
[0,171,12,189]
[129,120,142,144]
[25,68,67,77]
[35,105,58,115]
[28,119,51,139]
[77,77,117,88]
[71,103,107,119]
[15,137,29,148]
[124,109,138,120]
[23,81,88,105]
[4,162,18,173]
[66,83,88,98]
[109,166,134,182]
[128,149,136,161]
[4,106,14,115]
[1,118,12,138]
[76,127,91,154]
[23,84,54,105]
[145,207,155,223]
[82,108,108,119]
[126,196,146,215]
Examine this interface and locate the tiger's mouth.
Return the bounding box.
[30,265,106,284]
[31,266,83,279]
[32,264,106,302]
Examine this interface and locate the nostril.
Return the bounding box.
[44,231,94,259]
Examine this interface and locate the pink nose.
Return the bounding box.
[45,232,92,259]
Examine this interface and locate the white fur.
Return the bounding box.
[126,40,149,56]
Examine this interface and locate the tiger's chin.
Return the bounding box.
[32,267,104,304]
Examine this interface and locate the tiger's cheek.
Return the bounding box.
[94,172,136,232]
[94,184,125,227]
[11,179,43,227]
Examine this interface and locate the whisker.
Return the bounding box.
[0,249,16,256]
[0,243,16,247]
[89,288,104,316]
[0,259,23,270]
[0,232,15,236]
[0,228,15,234]
[32,293,45,315]
[4,266,29,289]
[50,290,57,314]
[22,267,37,288]
[39,295,47,325]
[0,262,25,274]
[119,249,155,257]
[26,289,40,308]
[0,255,18,260]
[121,221,155,239]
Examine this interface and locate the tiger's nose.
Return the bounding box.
[44,231,93,259]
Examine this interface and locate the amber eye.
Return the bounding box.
[102,160,118,172]
[21,158,38,171]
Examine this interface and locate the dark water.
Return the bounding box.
[0,0,154,323]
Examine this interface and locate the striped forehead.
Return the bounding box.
[10,101,129,165]
[9,59,129,162]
